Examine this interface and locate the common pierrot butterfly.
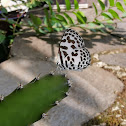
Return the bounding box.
[57,28,91,71]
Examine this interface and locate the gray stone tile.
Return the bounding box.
[100,53,126,67]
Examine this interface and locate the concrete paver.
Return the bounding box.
[32,66,123,126]
[100,53,126,68]
[111,22,126,39]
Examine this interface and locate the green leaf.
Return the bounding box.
[106,20,114,23]
[0,33,5,44]
[93,19,102,25]
[73,12,85,24]
[90,29,97,32]
[101,12,113,20]
[88,22,97,28]
[79,24,86,28]
[109,0,114,6]
[9,25,13,29]
[108,9,121,20]
[1,7,8,14]
[39,28,45,34]
[51,17,60,23]
[123,0,126,5]
[0,30,4,34]
[116,2,125,12]
[10,39,14,44]
[94,19,104,27]
[56,14,68,25]
[93,3,98,15]
[30,14,42,27]
[122,12,126,18]
[54,27,64,32]
[65,0,71,10]
[48,1,53,14]
[74,0,79,9]
[56,0,60,12]
[98,28,106,33]
[98,0,105,10]
[63,12,74,24]
[8,19,16,24]
[28,20,33,27]
[77,11,87,23]
[105,24,115,30]
[44,9,52,32]
[77,11,85,17]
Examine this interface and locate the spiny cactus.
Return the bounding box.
[0,74,69,126]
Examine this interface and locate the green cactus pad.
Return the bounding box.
[0,74,69,126]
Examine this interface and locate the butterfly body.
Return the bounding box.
[57,28,91,71]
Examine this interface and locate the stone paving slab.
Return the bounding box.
[111,22,126,39]
[0,26,124,126]
[11,28,126,59]
[11,33,59,60]
[32,66,123,126]
[82,31,126,54]
[0,57,55,96]
[99,53,126,68]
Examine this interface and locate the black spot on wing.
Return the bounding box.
[67,56,70,61]
[69,67,72,70]
[78,62,80,67]
[65,60,68,68]
[72,58,74,62]
[70,61,73,64]
[71,45,76,49]
[60,46,68,50]
[61,39,66,43]
[63,51,68,57]
[71,52,78,56]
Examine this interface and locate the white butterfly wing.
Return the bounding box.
[57,28,90,70]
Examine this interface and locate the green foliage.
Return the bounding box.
[93,3,98,15]
[122,12,126,18]
[29,14,43,34]
[56,14,68,25]
[109,0,114,7]
[108,9,121,20]
[98,0,105,11]
[0,75,69,126]
[44,8,53,32]
[65,0,71,10]
[124,0,126,5]
[1,0,126,37]
[116,2,125,12]
[0,32,5,44]
[0,6,24,62]
[56,0,60,12]
[26,0,46,9]
[101,12,113,20]
[77,11,87,23]
[25,0,126,34]
[7,19,16,24]
[74,0,79,9]
[73,12,85,24]
[1,8,8,14]
[48,1,53,14]
[30,14,42,26]
[63,12,74,25]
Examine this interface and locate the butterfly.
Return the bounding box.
[57,28,91,71]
